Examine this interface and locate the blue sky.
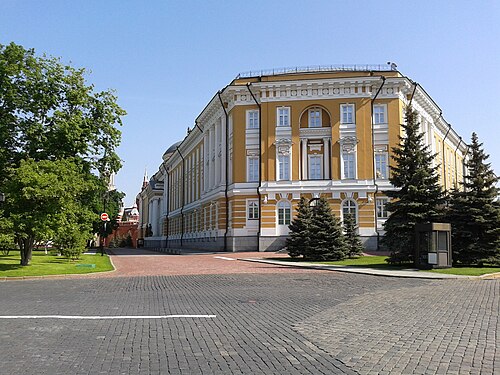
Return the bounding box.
[1,0,499,205]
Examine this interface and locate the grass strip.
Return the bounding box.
[0,250,114,277]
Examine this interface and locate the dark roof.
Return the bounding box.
[165,141,182,155]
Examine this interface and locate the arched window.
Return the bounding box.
[308,107,322,127]
[342,199,357,223]
[277,201,291,226]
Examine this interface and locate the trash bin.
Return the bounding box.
[415,223,452,269]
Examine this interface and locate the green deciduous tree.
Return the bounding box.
[4,159,95,265]
[286,197,312,258]
[446,133,500,266]
[0,42,125,265]
[383,106,445,264]
[343,213,364,258]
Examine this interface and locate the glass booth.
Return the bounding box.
[415,223,452,269]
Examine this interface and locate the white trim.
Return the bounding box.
[340,103,355,124]
[246,109,259,129]
[308,154,323,180]
[276,106,291,127]
[308,107,322,128]
[341,198,358,224]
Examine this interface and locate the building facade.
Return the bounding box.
[138,65,467,251]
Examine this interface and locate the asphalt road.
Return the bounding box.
[0,250,498,374]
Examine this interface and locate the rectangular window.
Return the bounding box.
[376,198,389,219]
[247,156,259,182]
[277,107,290,127]
[278,154,290,180]
[341,104,355,124]
[375,153,389,179]
[247,200,259,220]
[309,155,322,180]
[309,108,321,128]
[342,152,356,179]
[247,110,259,129]
[278,202,291,225]
[373,105,386,124]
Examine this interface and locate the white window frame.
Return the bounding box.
[277,107,290,127]
[247,200,259,220]
[342,199,358,223]
[375,152,389,179]
[340,104,355,124]
[277,200,292,226]
[308,155,323,180]
[247,156,259,182]
[308,108,322,128]
[277,154,290,181]
[247,110,259,129]
[376,198,389,219]
[341,151,357,179]
[373,104,387,125]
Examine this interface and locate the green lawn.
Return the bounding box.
[428,266,500,276]
[269,255,500,276]
[0,250,114,277]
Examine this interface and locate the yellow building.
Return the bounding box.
[138,65,467,251]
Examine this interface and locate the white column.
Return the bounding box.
[148,201,153,234]
[323,138,330,179]
[195,148,199,200]
[221,116,226,185]
[301,139,308,180]
[209,127,214,189]
[151,199,157,236]
[214,121,220,187]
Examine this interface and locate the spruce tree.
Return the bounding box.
[307,197,346,261]
[383,106,445,264]
[447,133,500,266]
[343,213,364,258]
[287,197,312,258]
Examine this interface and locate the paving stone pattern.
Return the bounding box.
[0,273,498,374]
[1,273,425,375]
[295,279,500,375]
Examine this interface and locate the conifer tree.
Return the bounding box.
[307,197,346,261]
[383,106,445,264]
[343,213,364,258]
[287,197,312,258]
[447,133,500,266]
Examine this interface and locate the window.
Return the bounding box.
[247,110,259,129]
[278,154,290,180]
[375,152,389,179]
[341,104,355,124]
[247,201,259,220]
[342,199,357,223]
[247,156,259,182]
[376,198,389,219]
[308,108,321,127]
[277,201,291,225]
[277,107,290,127]
[342,152,356,179]
[309,155,322,180]
[373,105,386,124]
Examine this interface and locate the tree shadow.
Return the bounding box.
[0,263,22,271]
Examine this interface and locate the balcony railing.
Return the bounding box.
[236,63,397,79]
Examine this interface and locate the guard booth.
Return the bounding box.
[415,223,452,269]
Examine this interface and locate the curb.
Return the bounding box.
[238,258,479,280]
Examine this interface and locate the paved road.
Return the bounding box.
[0,249,498,374]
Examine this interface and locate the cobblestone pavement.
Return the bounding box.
[296,279,500,375]
[101,248,330,278]
[0,254,498,374]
